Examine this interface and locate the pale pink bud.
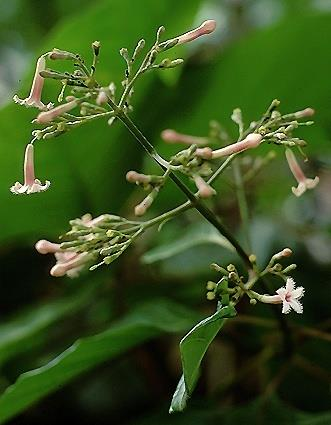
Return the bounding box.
[126,170,151,184]
[50,252,90,278]
[285,149,319,197]
[10,144,50,195]
[96,90,108,105]
[272,247,293,261]
[294,108,315,119]
[161,129,208,146]
[13,55,48,110]
[177,20,216,45]
[280,248,292,257]
[36,99,78,124]
[35,240,61,254]
[196,133,263,159]
[193,175,216,198]
[195,147,213,159]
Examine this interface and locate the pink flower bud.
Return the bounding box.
[36,99,78,124]
[96,90,108,105]
[35,240,61,254]
[193,175,216,198]
[196,133,263,159]
[177,20,216,45]
[294,108,315,119]
[126,170,151,185]
[161,129,208,146]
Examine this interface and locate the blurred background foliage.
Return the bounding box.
[0,0,330,423]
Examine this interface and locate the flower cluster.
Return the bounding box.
[208,248,304,315]
[35,214,143,277]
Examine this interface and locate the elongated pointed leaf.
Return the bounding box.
[0,298,199,423]
[170,305,236,413]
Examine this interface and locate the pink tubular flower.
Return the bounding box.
[193,175,216,198]
[259,277,304,314]
[35,240,91,278]
[196,133,263,159]
[161,129,208,146]
[285,149,319,197]
[176,20,216,45]
[36,99,78,124]
[10,144,50,195]
[13,55,49,111]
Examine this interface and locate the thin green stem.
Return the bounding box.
[233,159,251,252]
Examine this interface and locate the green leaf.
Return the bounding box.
[169,375,189,414]
[0,298,199,423]
[142,221,234,265]
[0,283,97,366]
[170,305,237,413]
[0,0,203,243]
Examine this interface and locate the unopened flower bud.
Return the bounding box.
[195,147,213,159]
[294,108,315,119]
[49,48,76,60]
[206,281,216,290]
[36,99,78,124]
[126,170,151,185]
[206,291,216,301]
[92,41,101,56]
[158,58,184,68]
[193,175,216,198]
[96,90,108,105]
[197,133,263,159]
[161,129,209,146]
[177,20,216,45]
[249,254,257,263]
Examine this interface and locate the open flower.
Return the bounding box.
[13,55,49,110]
[259,277,304,314]
[35,239,92,278]
[10,144,50,195]
[285,149,319,197]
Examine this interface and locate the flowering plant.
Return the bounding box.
[6,17,324,417]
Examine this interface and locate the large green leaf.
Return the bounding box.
[0,0,203,243]
[0,282,97,365]
[170,304,237,413]
[0,298,200,423]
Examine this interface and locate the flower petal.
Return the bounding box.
[292,182,306,197]
[276,286,287,300]
[305,176,319,190]
[282,301,292,314]
[291,286,305,300]
[289,299,303,314]
[286,277,296,292]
